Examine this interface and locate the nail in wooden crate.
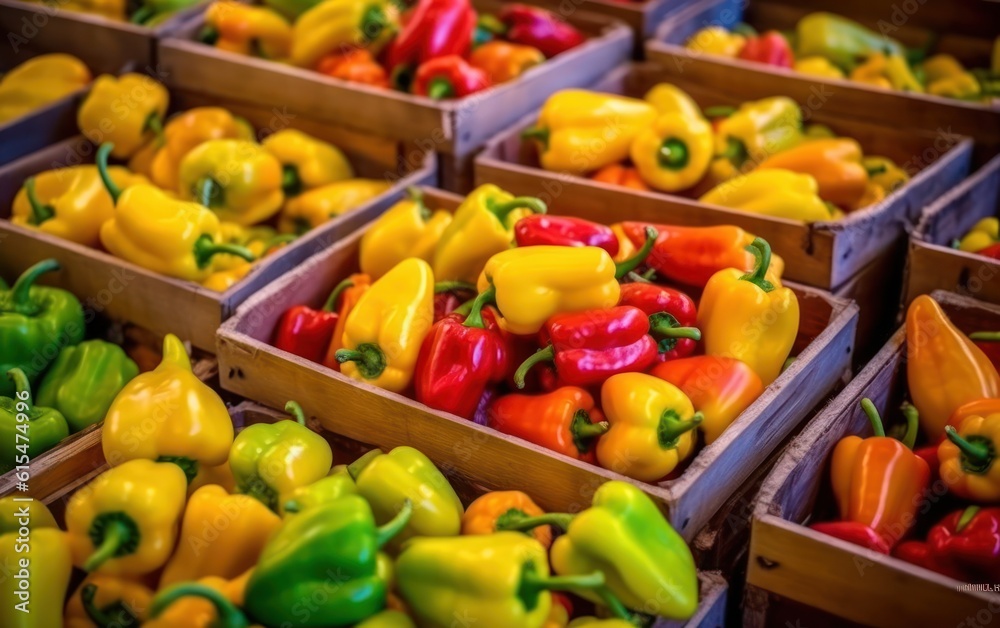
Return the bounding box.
[745,291,1000,627]
[217,186,859,542]
[0,88,436,352]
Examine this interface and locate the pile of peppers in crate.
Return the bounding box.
[273,185,801,483]
[686,12,1000,102]
[810,295,1000,581]
[197,0,585,98]
[956,217,1000,261]
[0,333,700,627]
[525,83,911,222]
[7,74,393,291]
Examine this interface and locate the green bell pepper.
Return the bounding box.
[282,465,357,515]
[499,481,699,620]
[0,369,69,473]
[356,610,417,627]
[348,447,464,548]
[795,12,905,70]
[0,260,84,398]
[35,339,139,433]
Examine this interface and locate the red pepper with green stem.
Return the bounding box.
[487,387,608,462]
[481,4,585,58]
[432,281,476,322]
[413,56,490,99]
[273,278,353,363]
[384,0,477,90]
[619,277,699,362]
[513,215,619,256]
[895,506,1000,581]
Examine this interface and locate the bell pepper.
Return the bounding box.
[200,0,292,59]
[65,574,154,628]
[283,466,358,513]
[149,107,249,191]
[630,89,713,192]
[35,339,139,433]
[685,26,745,57]
[433,184,546,283]
[317,48,391,88]
[794,56,845,79]
[940,414,1000,503]
[413,55,491,99]
[348,446,464,546]
[321,272,372,369]
[66,459,187,574]
[398,532,608,627]
[712,96,803,176]
[929,73,981,98]
[1,368,69,473]
[476,230,657,335]
[590,164,650,191]
[469,41,545,84]
[0,259,84,396]
[291,0,398,69]
[906,295,1000,439]
[700,169,833,223]
[650,356,763,445]
[230,401,333,512]
[277,178,391,234]
[499,480,698,619]
[699,238,799,385]
[795,12,903,70]
[739,30,794,67]
[849,53,893,89]
[524,91,656,175]
[619,280,699,362]
[261,0,322,20]
[102,333,234,481]
[0,524,71,628]
[159,484,283,588]
[147,572,251,628]
[361,190,453,280]
[11,165,146,247]
[462,490,553,548]
[0,54,91,125]
[58,0,126,19]
[0,496,57,533]
[273,278,354,362]
[893,539,968,581]
[358,610,418,627]
[262,128,354,198]
[924,506,1000,580]
[488,4,586,58]
[488,387,608,462]
[922,54,966,84]
[385,0,476,89]
[201,263,254,292]
[77,74,169,160]
[757,138,868,209]
[863,155,910,194]
[335,259,434,392]
[514,214,619,255]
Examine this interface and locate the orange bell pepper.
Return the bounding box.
[316,49,390,88]
[461,490,552,548]
[146,570,252,628]
[949,398,1000,429]
[469,41,545,84]
[757,138,867,209]
[590,164,650,191]
[322,273,372,370]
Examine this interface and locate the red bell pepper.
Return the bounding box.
[414,289,511,420]
[433,281,477,322]
[620,221,758,287]
[928,506,1000,581]
[273,278,353,363]
[893,540,968,580]
[738,31,794,68]
[969,331,1000,371]
[485,4,585,58]
[384,0,477,90]
[619,279,699,362]
[487,386,608,462]
[810,520,892,554]
[413,55,491,99]
[513,214,619,256]
[976,243,1000,261]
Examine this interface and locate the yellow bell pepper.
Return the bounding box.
[849,53,892,89]
[102,333,235,481]
[65,574,154,628]
[928,73,980,99]
[335,258,435,393]
[684,26,745,57]
[66,459,188,575]
[145,571,251,628]
[958,218,1000,253]
[291,0,399,69]
[60,0,126,20]
[922,54,967,84]
[939,414,1000,503]
[643,83,703,119]
[757,138,867,209]
[11,165,147,247]
[794,56,845,79]
[159,485,282,588]
[262,128,354,197]
[77,73,169,159]
[128,140,159,178]
[433,184,546,283]
[201,263,254,292]
[150,107,249,191]
[178,139,285,226]
[0,526,72,628]
[360,188,453,280]
[277,179,392,234]
[201,0,292,59]
[523,90,657,175]
[862,155,910,194]
[631,84,712,192]
[700,169,833,223]
[713,96,803,177]
[883,54,924,93]
[0,54,91,125]
[190,460,238,494]
[698,238,799,385]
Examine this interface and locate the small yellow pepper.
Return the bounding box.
[262,128,354,197]
[65,574,154,628]
[757,138,867,209]
[291,0,398,68]
[713,96,803,176]
[150,107,250,191]
[700,169,833,223]
[360,188,453,280]
[201,0,292,59]
[928,73,980,99]
[0,54,91,125]
[922,54,967,83]
[201,263,254,292]
[939,414,1000,503]
[277,179,392,235]
[631,84,712,192]
[684,26,745,57]
[77,73,169,159]
[958,218,1000,253]
[862,155,910,194]
[794,56,845,79]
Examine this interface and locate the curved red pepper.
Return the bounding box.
[493,4,585,58]
[513,215,619,256]
[273,278,352,363]
[738,31,794,68]
[619,280,698,362]
[385,0,477,90]
[413,55,491,99]
[621,221,757,288]
[487,386,608,462]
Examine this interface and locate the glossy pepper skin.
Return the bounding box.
[906,295,1000,439]
[0,525,72,628]
[64,574,154,628]
[462,490,553,548]
[940,414,1000,502]
[385,0,476,89]
[231,401,334,512]
[291,0,398,69]
[201,0,292,59]
[488,387,608,463]
[492,4,586,58]
[700,169,833,223]
[651,356,763,445]
[36,339,139,433]
[336,259,435,392]
[0,259,84,396]
[621,221,757,288]
[712,96,802,177]
[590,164,650,191]
[102,334,234,481]
[795,12,903,70]
[413,55,491,99]
[685,26,745,57]
[277,178,391,234]
[738,31,794,67]
[77,74,169,159]
[317,48,390,87]
[147,571,251,628]
[794,56,845,78]
[322,272,372,370]
[273,277,354,362]
[283,465,358,514]
[699,238,799,385]
[1,368,69,474]
[262,128,354,197]
[470,41,545,83]
[150,107,252,191]
[758,138,868,209]
[514,214,618,256]
[631,85,713,192]
[66,459,188,574]
[928,507,1000,580]
[0,54,90,125]
[0,496,57,533]
[361,190,453,279]
[619,280,699,362]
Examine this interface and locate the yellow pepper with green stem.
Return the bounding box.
[77,73,169,159]
[711,96,803,179]
[64,574,154,628]
[700,169,833,222]
[360,188,453,280]
[262,128,354,197]
[291,0,399,69]
[200,0,292,59]
[277,179,392,235]
[0,54,91,125]
[150,107,253,191]
[631,84,713,192]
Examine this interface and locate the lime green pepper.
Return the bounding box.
[36,340,139,433]
[348,447,464,548]
[281,466,357,515]
[1,368,69,473]
[0,496,57,534]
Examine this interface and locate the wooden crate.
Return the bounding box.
[646,0,1000,159]
[157,0,632,192]
[745,291,1000,627]
[0,88,436,352]
[905,153,1000,307]
[217,186,859,542]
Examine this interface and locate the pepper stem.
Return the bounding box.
[197,25,219,44]
[84,519,132,572]
[427,78,454,100]
[360,5,389,43]
[156,456,199,484]
[488,196,547,223]
[658,410,703,449]
[899,402,919,450]
[322,278,354,312]
[150,584,250,627]
[144,111,164,143]
[285,400,306,426]
[521,127,550,148]
[597,586,634,621]
[347,448,383,480]
[513,345,555,389]
[281,164,302,198]
[6,369,31,414]
[23,178,54,225]
[335,343,387,379]
[434,281,477,294]
[945,426,995,474]
[648,312,701,353]
[495,512,575,533]
[375,499,413,548]
[860,398,885,437]
[521,565,605,593]
[626,271,651,284]
[452,297,475,317]
[658,137,689,170]
[8,259,60,315]
[720,136,749,167]
[739,238,775,292]
[614,227,657,279]
[463,285,497,329]
[96,143,122,204]
[81,584,140,628]
[192,234,256,269]
[407,186,430,221]
[957,506,981,532]
[969,331,1000,341]
[570,410,609,454]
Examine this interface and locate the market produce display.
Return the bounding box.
[27,0,202,24]
[523,84,909,221]
[955,217,1000,260]
[195,0,586,98]
[685,12,1000,103]
[0,54,91,125]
